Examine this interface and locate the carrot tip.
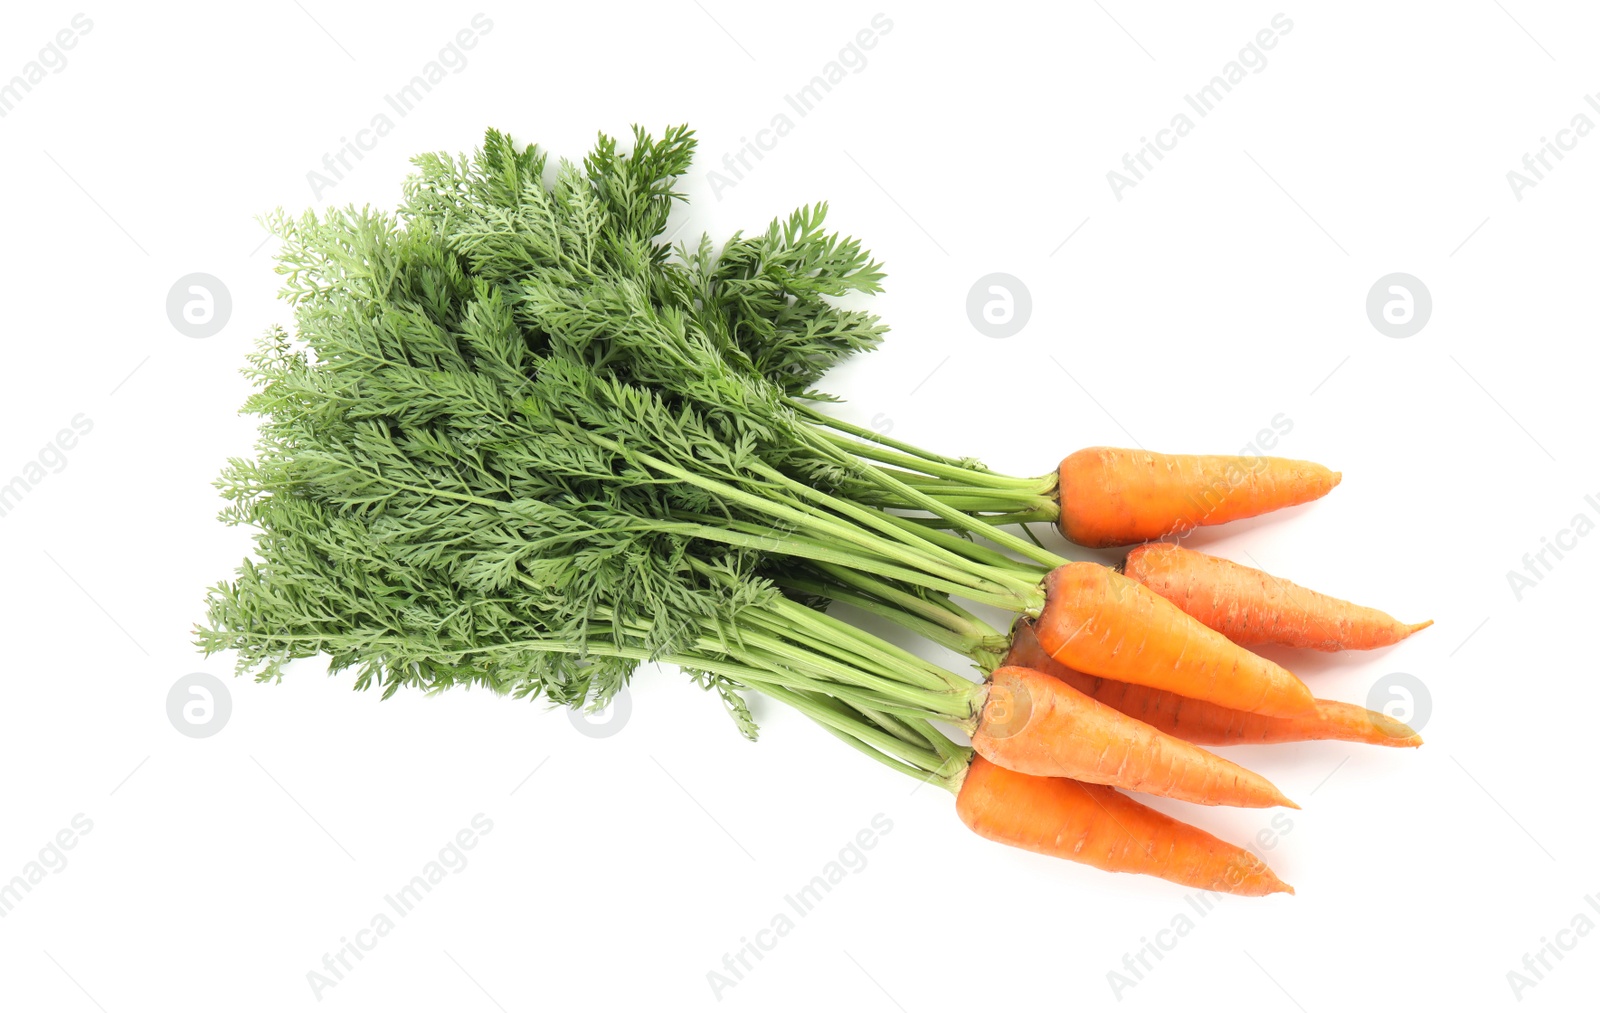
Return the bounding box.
[1405,619,1434,635]
[1330,471,1343,487]
[1369,714,1424,747]
[1252,868,1296,896]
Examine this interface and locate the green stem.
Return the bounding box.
[794,403,978,470]
[585,431,1038,606]
[762,594,971,692]
[894,508,1062,528]
[805,417,1053,495]
[776,574,983,659]
[750,458,1037,590]
[714,622,978,724]
[810,561,1000,640]
[653,520,1025,609]
[752,684,950,775]
[872,491,1058,514]
[802,429,1065,579]
[807,561,980,637]
[852,706,927,747]
[877,512,1047,574]
[810,721,927,781]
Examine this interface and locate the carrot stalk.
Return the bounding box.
[1123,542,1432,652]
[972,665,1297,808]
[1057,447,1340,548]
[1007,621,1422,747]
[1033,562,1316,718]
[955,756,1294,896]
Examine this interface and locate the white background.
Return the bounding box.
[1,3,1595,1010]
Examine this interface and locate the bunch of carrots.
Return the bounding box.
[949,449,1428,895]
[201,126,1429,898]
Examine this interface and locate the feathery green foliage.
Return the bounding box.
[200,126,1048,782]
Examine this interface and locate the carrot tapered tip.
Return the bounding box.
[1260,778,1300,810]
[1390,726,1425,749]
[1361,706,1425,747]
[1330,471,1343,487]
[1406,619,1434,635]
[1243,859,1297,896]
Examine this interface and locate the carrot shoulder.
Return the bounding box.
[955,756,1293,896]
[1057,447,1340,548]
[972,665,1296,808]
[1006,621,1422,748]
[1123,542,1431,652]
[1033,562,1316,718]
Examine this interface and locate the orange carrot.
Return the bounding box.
[972,665,1296,808]
[1057,447,1340,548]
[955,756,1294,896]
[1033,562,1316,718]
[1123,542,1431,652]
[1006,621,1422,748]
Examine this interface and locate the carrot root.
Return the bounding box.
[955,756,1294,896]
[973,665,1297,809]
[1033,562,1316,718]
[1057,447,1340,548]
[1007,621,1422,748]
[1123,542,1433,652]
